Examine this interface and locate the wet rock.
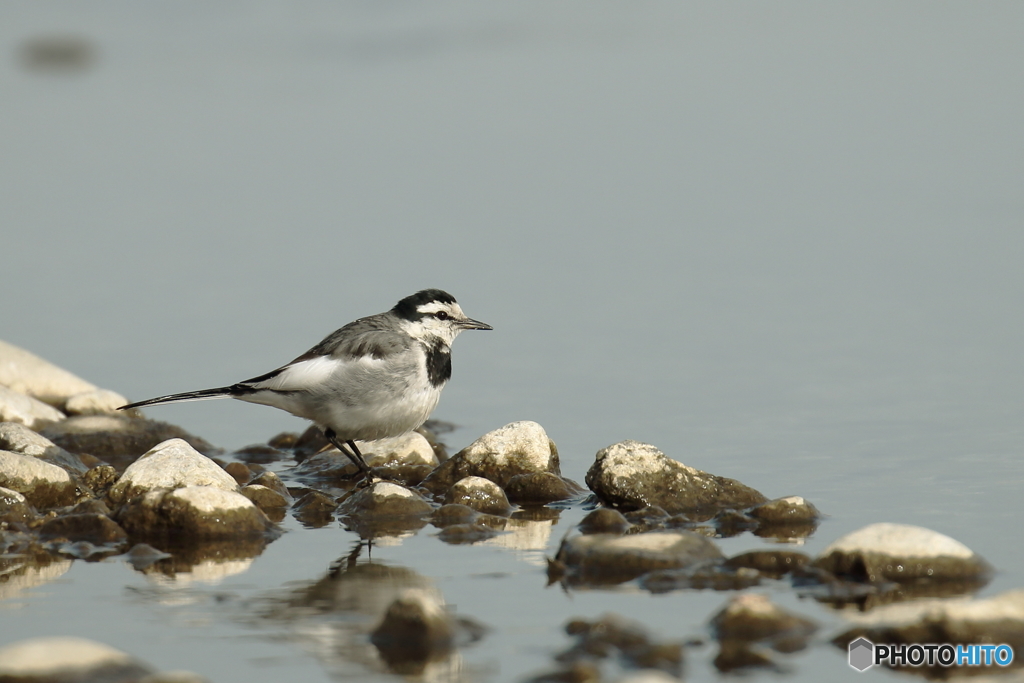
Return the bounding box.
[292,424,330,460]
[116,486,275,540]
[39,513,128,546]
[223,461,252,485]
[624,506,671,527]
[371,589,484,675]
[578,508,632,535]
[68,498,112,516]
[240,484,290,512]
[249,471,291,501]
[421,421,561,494]
[0,486,37,525]
[813,523,992,583]
[234,443,290,464]
[0,339,99,406]
[577,507,630,532]
[295,432,438,483]
[267,431,299,450]
[430,503,480,527]
[291,490,338,528]
[0,385,65,429]
[444,476,513,516]
[551,531,724,586]
[724,550,811,578]
[0,636,154,683]
[711,593,817,643]
[712,509,759,536]
[642,563,762,593]
[747,495,820,528]
[63,388,129,416]
[834,588,1024,673]
[710,594,817,673]
[548,614,684,679]
[82,464,118,497]
[436,522,503,544]
[108,438,238,505]
[505,472,585,505]
[0,450,79,508]
[338,482,433,519]
[586,440,767,517]
[40,415,217,469]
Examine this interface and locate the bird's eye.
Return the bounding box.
[435,311,449,320]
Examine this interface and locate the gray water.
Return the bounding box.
[3,2,1024,681]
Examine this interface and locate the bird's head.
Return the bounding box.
[392,289,493,345]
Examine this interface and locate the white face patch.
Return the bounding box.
[415,301,465,318]
[401,301,468,344]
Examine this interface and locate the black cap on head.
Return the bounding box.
[392,289,457,320]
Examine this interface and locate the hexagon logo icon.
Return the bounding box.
[849,637,875,672]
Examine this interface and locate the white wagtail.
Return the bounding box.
[119,289,492,477]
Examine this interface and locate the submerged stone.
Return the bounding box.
[585,440,767,516]
[578,508,632,535]
[0,636,153,683]
[39,513,128,546]
[504,472,585,505]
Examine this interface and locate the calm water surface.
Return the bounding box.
[2,2,1024,681]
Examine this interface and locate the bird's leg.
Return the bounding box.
[323,428,372,478]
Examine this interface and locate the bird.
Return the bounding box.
[118,289,492,477]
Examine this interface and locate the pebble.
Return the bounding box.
[551,530,724,585]
[585,440,767,517]
[116,486,274,539]
[108,438,239,505]
[444,476,513,516]
[371,589,485,671]
[421,421,561,493]
[223,461,252,485]
[0,339,99,406]
[294,431,438,482]
[40,415,217,468]
[710,593,817,643]
[249,470,292,501]
[0,385,65,430]
[0,450,79,508]
[813,522,992,583]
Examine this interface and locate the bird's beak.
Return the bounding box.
[459,318,493,331]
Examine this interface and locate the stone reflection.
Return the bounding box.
[122,538,267,586]
[0,534,71,602]
[255,542,486,681]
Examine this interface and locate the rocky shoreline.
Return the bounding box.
[0,338,1020,682]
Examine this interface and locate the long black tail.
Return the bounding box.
[118,386,238,411]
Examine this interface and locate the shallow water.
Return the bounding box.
[3,2,1024,681]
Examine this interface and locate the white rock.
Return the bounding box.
[0,339,99,406]
[117,486,271,538]
[0,637,150,680]
[0,485,28,505]
[64,388,129,415]
[109,438,238,504]
[0,421,59,456]
[0,450,77,507]
[0,385,65,429]
[356,431,439,467]
[167,486,254,513]
[445,476,512,516]
[822,523,976,559]
[457,421,557,472]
